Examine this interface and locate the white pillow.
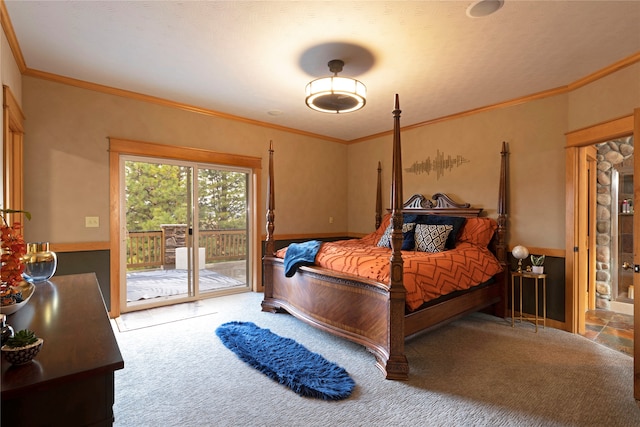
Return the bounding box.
[414,224,453,252]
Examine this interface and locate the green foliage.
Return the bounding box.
[0,209,31,220]
[5,329,38,348]
[0,209,31,226]
[530,254,545,266]
[125,161,247,232]
[197,168,247,230]
[125,162,188,231]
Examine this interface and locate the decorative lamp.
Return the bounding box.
[305,59,366,114]
[512,245,529,273]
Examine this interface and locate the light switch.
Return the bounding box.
[85,216,99,228]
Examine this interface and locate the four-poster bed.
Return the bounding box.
[262,95,509,380]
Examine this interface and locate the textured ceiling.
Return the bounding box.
[4,1,640,141]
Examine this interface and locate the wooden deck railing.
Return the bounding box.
[127,229,247,269]
[126,231,164,269]
[199,230,247,262]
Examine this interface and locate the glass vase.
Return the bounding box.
[22,242,57,283]
[1,313,14,345]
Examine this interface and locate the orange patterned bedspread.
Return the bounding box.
[276,220,503,311]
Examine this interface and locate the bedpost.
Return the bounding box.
[265,140,276,257]
[376,161,382,229]
[384,94,409,380]
[495,141,509,318]
[496,141,508,262]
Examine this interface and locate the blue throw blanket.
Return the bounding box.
[283,240,322,277]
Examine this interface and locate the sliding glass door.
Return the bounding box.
[121,156,250,312]
[196,166,249,296]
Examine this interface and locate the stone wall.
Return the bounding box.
[160,224,187,268]
[595,137,634,308]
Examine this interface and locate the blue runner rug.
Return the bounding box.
[215,321,355,400]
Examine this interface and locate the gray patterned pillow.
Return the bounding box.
[414,224,453,252]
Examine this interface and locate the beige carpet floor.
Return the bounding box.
[112,292,640,426]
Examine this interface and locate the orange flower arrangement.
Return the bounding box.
[1,209,30,306]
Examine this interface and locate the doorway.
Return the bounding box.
[566,109,640,402]
[584,138,635,317]
[608,148,635,315]
[566,115,636,333]
[121,156,251,312]
[108,137,263,319]
[120,156,251,312]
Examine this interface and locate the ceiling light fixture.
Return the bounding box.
[305,59,366,114]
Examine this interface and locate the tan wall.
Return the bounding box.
[348,95,568,251]
[21,76,347,243]
[1,28,21,103]
[18,61,640,252]
[347,63,640,252]
[568,62,640,132]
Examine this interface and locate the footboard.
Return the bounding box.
[262,256,409,380]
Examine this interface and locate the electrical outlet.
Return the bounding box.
[85,216,99,228]
[329,216,334,224]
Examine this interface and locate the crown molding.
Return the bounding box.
[0,0,26,72]
[23,67,348,144]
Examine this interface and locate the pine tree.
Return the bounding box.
[125,161,247,232]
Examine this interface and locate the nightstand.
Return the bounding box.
[511,271,547,332]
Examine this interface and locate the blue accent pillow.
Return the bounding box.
[402,215,466,250]
[400,214,420,249]
[419,215,467,249]
[403,214,419,224]
[377,222,416,250]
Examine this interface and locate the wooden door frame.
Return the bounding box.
[586,147,598,312]
[565,110,638,401]
[634,109,640,401]
[108,137,263,317]
[2,85,26,226]
[577,145,598,322]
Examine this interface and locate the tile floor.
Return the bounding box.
[584,309,634,356]
[115,297,221,332]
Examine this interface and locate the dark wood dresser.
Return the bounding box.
[1,273,124,426]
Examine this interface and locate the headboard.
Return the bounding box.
[399,193,483,218]
[374,163,485,230]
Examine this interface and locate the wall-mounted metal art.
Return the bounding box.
[405,150,470,180]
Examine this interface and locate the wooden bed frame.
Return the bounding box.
[262,95,509,380]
